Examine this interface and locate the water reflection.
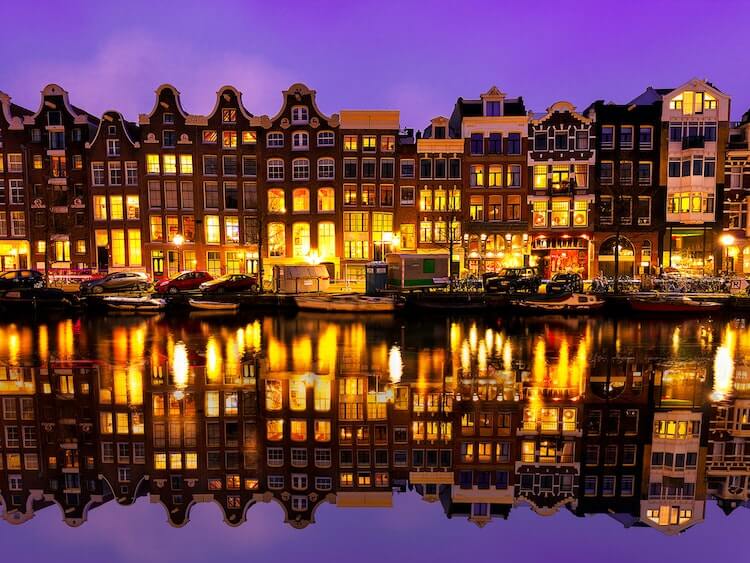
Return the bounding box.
[0,314,748,533]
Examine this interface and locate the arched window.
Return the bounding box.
[291,106,309,124]
[267,158,284,181]
[292,222,310,257]
[317,157,335,180]
[318,222,336,258]
[267,189,286,213]
[318,188,335,212]
[292,158,310,181]
[292,131,309,150]
[268,223,286,257]
[317,131,335,146]
[293,188,310,213]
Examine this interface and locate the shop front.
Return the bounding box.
[596,234,658,277]
[0,240,30,271]
[530,234,592,279]
[465,233,530,275]
[662,226,718,276]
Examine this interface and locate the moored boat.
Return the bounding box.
[512,292,604,314]
[188,299,240,312]
[629,296,723,314]
[104,296,167,312]
[0,288,79,312]
[295,294,398,313]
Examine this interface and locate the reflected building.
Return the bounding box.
[1,315,748,533]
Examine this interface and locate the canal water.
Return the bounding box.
[0,312,749,562]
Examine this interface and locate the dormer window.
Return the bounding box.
[222,108,237,123]
[292,106,308,124]
[107,125,117,136]
[485,101,502,116]
[434,126,446,139]
[163,113,174,125]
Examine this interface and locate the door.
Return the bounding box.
[152,252,164,278]
[97,246,109,272]
[167,250,179,277]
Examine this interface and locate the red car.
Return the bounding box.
[154,271,213,294]
[199,273,258,294]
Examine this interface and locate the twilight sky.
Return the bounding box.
[1,0,749,128]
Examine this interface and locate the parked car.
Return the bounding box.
[484,267,541,294]
[546,272,584,295]
[79,271,150,294]
[0,270,45,290]
[154,271,213,294]
[199,274,258,294]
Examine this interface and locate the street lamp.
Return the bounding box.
[720,233,735,274]
[171,234,184,273]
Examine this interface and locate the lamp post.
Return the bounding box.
[171,234,184,273]
[719,233,735,275]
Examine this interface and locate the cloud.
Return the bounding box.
[4,30,294,121]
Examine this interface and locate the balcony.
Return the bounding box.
[682,136,705,150]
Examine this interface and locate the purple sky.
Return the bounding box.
[1,494,748,563]
[1,0,749,128]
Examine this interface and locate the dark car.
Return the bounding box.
[484,267,541,294]
[154,271,213,294]
[0,270,44,290]
[199,273,258,294]
[79,271,150,294]
[546,273,584,295]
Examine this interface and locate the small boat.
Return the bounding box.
[407,292,487,312]
[104,296,166,312]
[188,299,239,312]
[295,294,398,313]
[629,296,723,314]
[513,292,604,314]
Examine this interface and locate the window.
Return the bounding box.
[381,135,395,151]
[470,165,484,187]
[110,195,124,219]
[400,159,415,178]
[125,161,138,185]
[93,195,107,221]
[242,130,257,144]
[318,157,335,180]
[267,132,284,148]
[551,200,569,227]
[600,125,614,149]
[469,196,484,221]
[507,132,522,154]
[222,155,237,176]
[268,223,286,256]
[620,126,634,149]
[554,131,568,150]
[381,158,395,179]
[267,158,284,180]
[470,133,484,155]
[292,131,309,150]
[222,131,237,149]
[204,215,220,244]
[292,188,310,213]
[203,130,218,144]
[317,131,335,146]
[362,158,376,179]
[638,162,652,185]
[620,161,633,185]
[639,126,653,149]
[292,106,308,123]
[361,184,376,206]
[488,165,502,187]
[242,156,257,177]
[575,129,589,150]
[204,181,219,208]
[600,162,614,185]
[344,135,358,151]
[485,100,501,116]
[146,154,160,174]
[91,162,105,186]
[488,133,502,154]
[448,158,461,179]
[284,157,307,181]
